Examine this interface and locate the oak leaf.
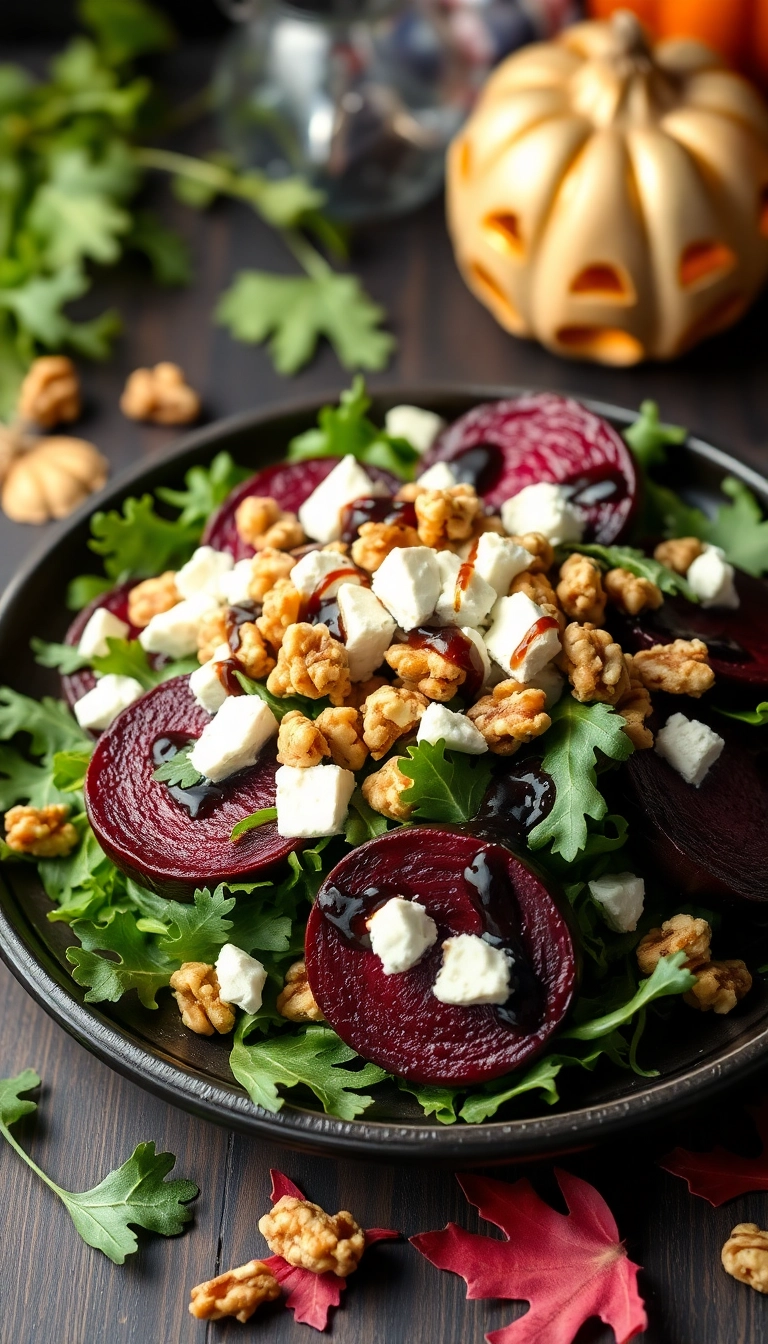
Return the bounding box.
[660,1105,768,1206]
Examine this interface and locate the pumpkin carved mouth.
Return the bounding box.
[569,263,635,302]
[555,326,645,365]
[679,240,737,290]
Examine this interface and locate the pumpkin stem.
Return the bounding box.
[610,9,651,60]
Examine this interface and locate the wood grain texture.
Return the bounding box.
[2,40,768,1344]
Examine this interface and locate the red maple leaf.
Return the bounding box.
[262,1170,399,1331]
[410,1169,647,1344]
[660,1104,768,1206]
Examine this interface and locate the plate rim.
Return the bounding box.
[1,382,766,1164]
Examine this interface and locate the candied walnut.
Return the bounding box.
[467,684,550,756]
[267,622,351,706]
[654,537,704,574]
[362,757,414,820]
[18,355,81,429]
[509,569,565,632]
[685,959,752,1014]
[636,914,712,976]
[315,706,368,771]
[248,548,295,601]
[559,622,630,705]
[556,553,606,624]
[345,675,389,710]
[631,638,714,698]
[508,532,554,573]
[322,540,349,554]
[169,962,235,1036]
[257,579,302,651]
[277,710,330,768]
[604,567,663,615]
[260,513,305,552]
[277,960,324,1022]
[394,481,423,502]
[258,1196,365,1278]
[236,496,281,545]
[128,571,179,628]
[197,610,229,664]
[616,657,653,750]
[234,622,275,679]
[189,1260,280,1322]
[351,520,420,572]
[722,1225,768,1293]
[362,684,427,759]
[4,804,78,858]
[120,362,200,425]
[415,484,480,548]
[471,513,506,540]
[385,641,467,702]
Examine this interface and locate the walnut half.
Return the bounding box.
[120,362,200,425]
[258,1195,365,1277]
[169,962,235,1036]
[189,1259,281,1322]
[4,804,78,858]
[277,960,324,1022]
[722,1224,768,1294]
[18,355,81,429]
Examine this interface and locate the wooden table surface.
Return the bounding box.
[3,41,768,1344]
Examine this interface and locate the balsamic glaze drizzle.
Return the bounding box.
[151,734,226,819]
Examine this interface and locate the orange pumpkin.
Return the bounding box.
[589,0,768,83]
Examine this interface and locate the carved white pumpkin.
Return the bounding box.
[447,12,768,364]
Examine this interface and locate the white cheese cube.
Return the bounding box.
[189,643,231,715]
[220,559,256,607]
[462,626,492,688]
[139,593,220,659]
[588,872,645,933]
[501,482,584,545]
[275,763,356,837]
[291,549,363,600]
[484,592,561,682]
[434,551,497,629]
[367,897,438,974]
[385,404,444,454]
[175,546,233,601]
[189,694,278,782]
[417,701,488,754]
[74,674,144,731]
[432,934,511,1006]
[371,546,441,630]
[298,455,386,544]
[525,662,565,708]
[687,545,739,609]
[337,583,396,681]
[655,712,724,787]
[77,607,130,660]
[215,943,267,1014]
[471,532,534,596]
[417,461,457,490]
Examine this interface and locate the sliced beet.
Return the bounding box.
[202,459,401,559]
[618,709,768,904]
[615,570,768,690]
[305,827,577,1086]
[422,393,638,543]
[61,582,164,710]
[84,675,293,899]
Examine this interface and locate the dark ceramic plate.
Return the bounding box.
[1,386,767,1164]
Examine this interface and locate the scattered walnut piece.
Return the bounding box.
[234,622,276,680]
[470,513,506,541]
[345,675,389,710]
[4,804,78,858]
[189,1260,280,1322]
[128,571,179,627]
[467,684,550,755]
[654,537,704,574]
[277,710,330,768]
[169,962,235,1036]
[362,684,427,759]
[351,520,420,572]
[120,362,200,425]
[385,641,467,702]
[362,757,413,820]
[257,579,302,651]
[631,638,714,698]
[1,434,108,524]
[616,656,654,750]
[636,914,712,976]
[509,570,565,631]
[507,532,554,573]
[415,484,480,548]
[394,481,423,502]
[277,960,324,1022]
[722,1225,768,1293]
[315,706,368,771]
[248,549,294,601]
[267,622,351,706]
[197,610,229,664]
[556,553,606,625]
[259,1196,365,1278]
[559,622,630,705]
[236,495,305,551]
[18,355,81,429]
[685,960,752,1014]
[260,514,304,552]
[604,567,663,615]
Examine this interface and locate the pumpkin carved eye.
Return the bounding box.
[679,240,736,289]
[569,263,635,303]
[483,211,524,258]
[468,261,524,332]
[555,326,644,365]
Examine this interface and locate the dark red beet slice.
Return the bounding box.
[84,675,294,899]
[202,459,401,559]
[618,709,768,904]
[615,570,768,690]
[422,393,638,543]
[305,827,577,1086]
[60,582,168,711]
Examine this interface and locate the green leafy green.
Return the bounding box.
[66,575,113,612]
[0,688,90,758]
[126,210,191,286]
[398,740,493,825]
[0,745,72,810]
[40,828,119,925]
[235,670,330,721]
[92,637,197,688]
[78,0,175,67]
[288,377,419,479]
[31,638,89,674]
[0,1070,196,1263]
[230,1019,388,1119]
[151,742,202,789]
[345,789,390,846]
[713,701,768,726]
[397,1081,461,1125]
[562,951,696,1042]
[88,495,198,581]
[702,478,768,577]
[230,808,278,841]
[458,1057,564,1124]
[623,399,686,470]
[156,887,235,964]
[156,452,251,529]
[67,911,176,1009]
[560,542,696,601]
